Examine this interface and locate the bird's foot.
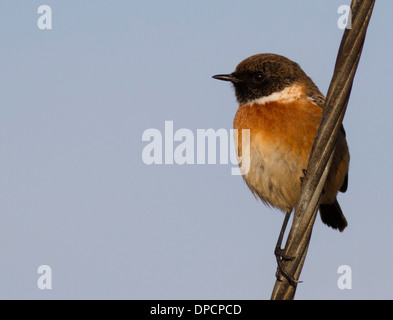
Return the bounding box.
[274,248,301,287]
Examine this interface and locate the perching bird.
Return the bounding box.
[213,54,350,282]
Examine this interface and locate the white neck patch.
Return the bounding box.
[244,84,305,106]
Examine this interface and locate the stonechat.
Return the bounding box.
[213,54,350,232]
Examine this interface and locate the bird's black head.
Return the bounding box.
[213,53,321,105]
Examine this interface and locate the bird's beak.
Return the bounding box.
[212,74,242,83]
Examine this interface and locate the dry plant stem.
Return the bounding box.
[270,0,375,300]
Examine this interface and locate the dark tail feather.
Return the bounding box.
[319,200,347,232]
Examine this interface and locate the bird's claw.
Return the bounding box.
[274,249,302,287]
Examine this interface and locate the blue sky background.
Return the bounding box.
[1,0,392,299]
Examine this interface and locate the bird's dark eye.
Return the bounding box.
[252,72,265,83]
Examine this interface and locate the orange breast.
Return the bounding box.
[233,98,324,211]
[234,99,322,161]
